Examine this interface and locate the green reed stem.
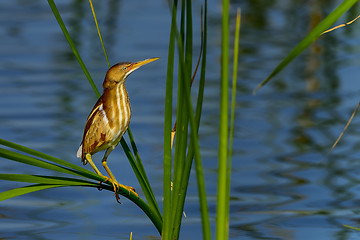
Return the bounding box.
[254,0,358,93]
[195,2,211,238]
[170,3,189,239]
[225,8,241,238]
[0,143,161,233]
[216,0,230,238]
[163,0,178,238]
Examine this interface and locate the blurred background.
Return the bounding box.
[1,0,360,239]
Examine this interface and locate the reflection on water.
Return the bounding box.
[1,0,360,239]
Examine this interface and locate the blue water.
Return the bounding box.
[1,0,360,239]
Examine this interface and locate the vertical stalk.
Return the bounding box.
[163,0,178,238]
[88,0,110,68]
[216,0,230,239]
[170,1,189,239]
[194,2,211,239]
[225,7,241,238]
[172,0,188,193]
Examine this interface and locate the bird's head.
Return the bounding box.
[103,57,159,89]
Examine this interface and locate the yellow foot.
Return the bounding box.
[97,177,121,203]
[112,183,138,204]
[119,184,138,198]
[100,176,117,192]
[103,179,138,203]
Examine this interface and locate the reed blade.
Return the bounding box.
[47,0,100,98]
[216,0,230,238]
[254,0,358,93]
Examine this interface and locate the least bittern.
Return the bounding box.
[77,57,159,200]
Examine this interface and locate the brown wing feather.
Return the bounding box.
[80,96,113,157]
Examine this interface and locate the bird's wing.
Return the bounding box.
[80,97,114,157]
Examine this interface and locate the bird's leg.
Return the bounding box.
[85,153,111,183]
[102,148,138,200]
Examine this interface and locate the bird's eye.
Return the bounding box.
[123,66,127,70]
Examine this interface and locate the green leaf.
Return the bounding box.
[0,144,158,211]
[119,137,163,224]
[162,1,177,238]
[170,1,211,239]
[0,172,161,231]
[0,174,99,186]
[170,1,192,238]
[216,0,230,238]
[126,129,162,220]
[0,148,81,176]
[88,0,110,68]
[0,147,104,183]
[254,0,358,93]
[0,139,98,179]
[193,2,211,239]
[0,184,65,201]
[344,224,360,231]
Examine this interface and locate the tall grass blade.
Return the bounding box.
[228,8,240,175]
[88,0,110,68]
[0,148,99,179]
[225,8,241,238]
[169,2,186,239]
[126,129,162,219]
[216,0,230,238]
[0,176,162,234]
[165,1,211,239]
[344,224,360,231]
[0,174,99,186]
[195,4,207,126]
[0,139,97,178]
[172,2,189,185]
[119,139,162,220]
[0,141,162,222]
[0,184,65,201]
[47,0,100,98]
[173,3,211,240]
[170,1,193,238]
[127,129,155,195]
[0,148,162,234]
[195,2,211,239]
[254,0,358,93]
[171,2,211,239]
[174,19,211,238]
[163,0,178,238]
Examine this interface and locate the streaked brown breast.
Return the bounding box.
[80,83,131,157]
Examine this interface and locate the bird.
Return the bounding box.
[77,57,159,200]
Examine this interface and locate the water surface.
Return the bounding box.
[1,0,360,239]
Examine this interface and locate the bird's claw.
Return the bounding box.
[106,180,134,203]
[123,185,138,198]
[98,176,138,202]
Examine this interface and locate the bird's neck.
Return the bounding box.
[102,83,131,129]
[103,83,130,111]
[103,82,128,99]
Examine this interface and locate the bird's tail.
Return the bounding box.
[77,144,87,165]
